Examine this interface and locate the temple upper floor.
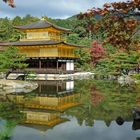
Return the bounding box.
[15,20,70,42]
[20,30,67,42]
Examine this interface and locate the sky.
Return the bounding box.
[0,0,127,19]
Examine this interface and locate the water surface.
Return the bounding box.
[0,80,140,140]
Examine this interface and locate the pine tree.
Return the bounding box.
[0,46,28,79]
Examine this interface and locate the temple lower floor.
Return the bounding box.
[19,58,76,74]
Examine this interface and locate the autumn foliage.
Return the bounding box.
[77,0,140,75]
[3,0,15,8]
[90,85,104,106]
[79,0,140,50]
[90,40,106,67]
[136,97,140,105]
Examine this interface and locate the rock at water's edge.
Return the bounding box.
[0,80,38,94]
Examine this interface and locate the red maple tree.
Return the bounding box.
[90,85,105,106]
[90,40,106,67]
[136,97,140,105]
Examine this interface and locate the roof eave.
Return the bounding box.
[15,25,71,32]
[63,42,86,48]
[0,41,85,48]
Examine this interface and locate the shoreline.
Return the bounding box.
[7,72,95,81]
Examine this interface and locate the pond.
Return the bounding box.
[0,79,140,140]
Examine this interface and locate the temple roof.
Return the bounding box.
[0,40,83,48]
[20,124,50,132]
[15,20,71,32]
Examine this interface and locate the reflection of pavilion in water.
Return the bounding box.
[8,81,80,112]
[7,81,81,130]
[135,97,140,139]
[132,120,140,130]
[132,120,140,140]
[21,110,69,127]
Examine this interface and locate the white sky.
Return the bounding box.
[0,0,127,19]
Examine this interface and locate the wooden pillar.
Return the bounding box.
[39,83,42,93]
[57,60,58,71]
[56,82,58,93]
[39,58,41,69]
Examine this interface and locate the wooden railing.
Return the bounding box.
[20,36,67,42]
[14,68,77,74]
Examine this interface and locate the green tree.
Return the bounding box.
[12,16,22,26]
[0,46,28,79]
[22,14,39,25]
[67,34,80,45]
[0,120,16,140]
[75,48,91,70]
[0,100,23,140]
[0,18,12,41]
[96,51,139,76]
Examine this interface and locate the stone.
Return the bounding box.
[0,84,2,88]
[0,80,38,94]
[118,76,125,85]
[118,75,136,86]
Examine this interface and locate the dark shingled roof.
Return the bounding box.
[15,20,71,32]
[0,40,83,48]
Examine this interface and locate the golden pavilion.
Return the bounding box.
[1,19,81,74]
